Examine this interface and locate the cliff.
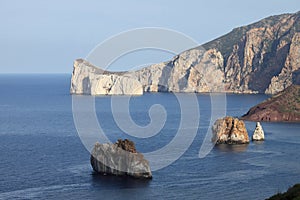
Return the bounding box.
[203,11,300,94]
[71,11,300,95]
[70,49,225,95]
[70,59,143,95]
[242,85,300,122]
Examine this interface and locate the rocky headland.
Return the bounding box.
[242,85,300,122]
[90,139,152,179]
[71,11,300,95]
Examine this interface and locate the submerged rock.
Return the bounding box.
[212,116,250,144]
[90,139,152,179]
[252,122,265,141]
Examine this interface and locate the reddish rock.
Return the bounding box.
[242,85,300,122]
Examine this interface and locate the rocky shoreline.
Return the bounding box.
[242,85,300,122]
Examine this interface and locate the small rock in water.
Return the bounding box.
[252,122,265,141]
[90,139,152,179]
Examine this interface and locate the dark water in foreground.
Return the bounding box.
[0,74,299,200]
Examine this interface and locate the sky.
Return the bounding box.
[0,0,300,73]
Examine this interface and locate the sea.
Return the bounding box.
[0,74,299,200]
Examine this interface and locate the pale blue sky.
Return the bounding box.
[0,0,299,73]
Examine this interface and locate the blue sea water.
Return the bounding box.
[0,74,300,200]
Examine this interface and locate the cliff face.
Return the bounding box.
[242,85,300,122]
[71,11,300,95]
[70,49,225,95]
[70,59,143,95]
[203,11,300,94]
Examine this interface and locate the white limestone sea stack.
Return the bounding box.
[252,122,265,141]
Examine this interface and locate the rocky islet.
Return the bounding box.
[212,116,250,144]
[90,139,152,179]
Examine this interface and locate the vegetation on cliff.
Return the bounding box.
[267,184,300,200]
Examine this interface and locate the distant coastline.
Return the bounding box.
[71,11,300,96]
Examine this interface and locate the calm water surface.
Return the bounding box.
[0,74,299,199]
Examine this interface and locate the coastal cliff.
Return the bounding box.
[203,12,300,94]
[70,59,143,95]
[71,11,300,95]
[70,49,225,95]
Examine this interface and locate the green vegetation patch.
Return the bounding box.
[266,184,300,200]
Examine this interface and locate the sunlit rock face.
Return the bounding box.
[70,59,143,95]
[252,122,265,141]
[71,12,300,95]
[212,116,250,144]
[203,12,300,94]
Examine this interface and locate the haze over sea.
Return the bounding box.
[0,74,300,199]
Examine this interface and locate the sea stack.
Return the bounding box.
[212,116,250,144]
[90,139,152,179]
[252,122,265,141]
